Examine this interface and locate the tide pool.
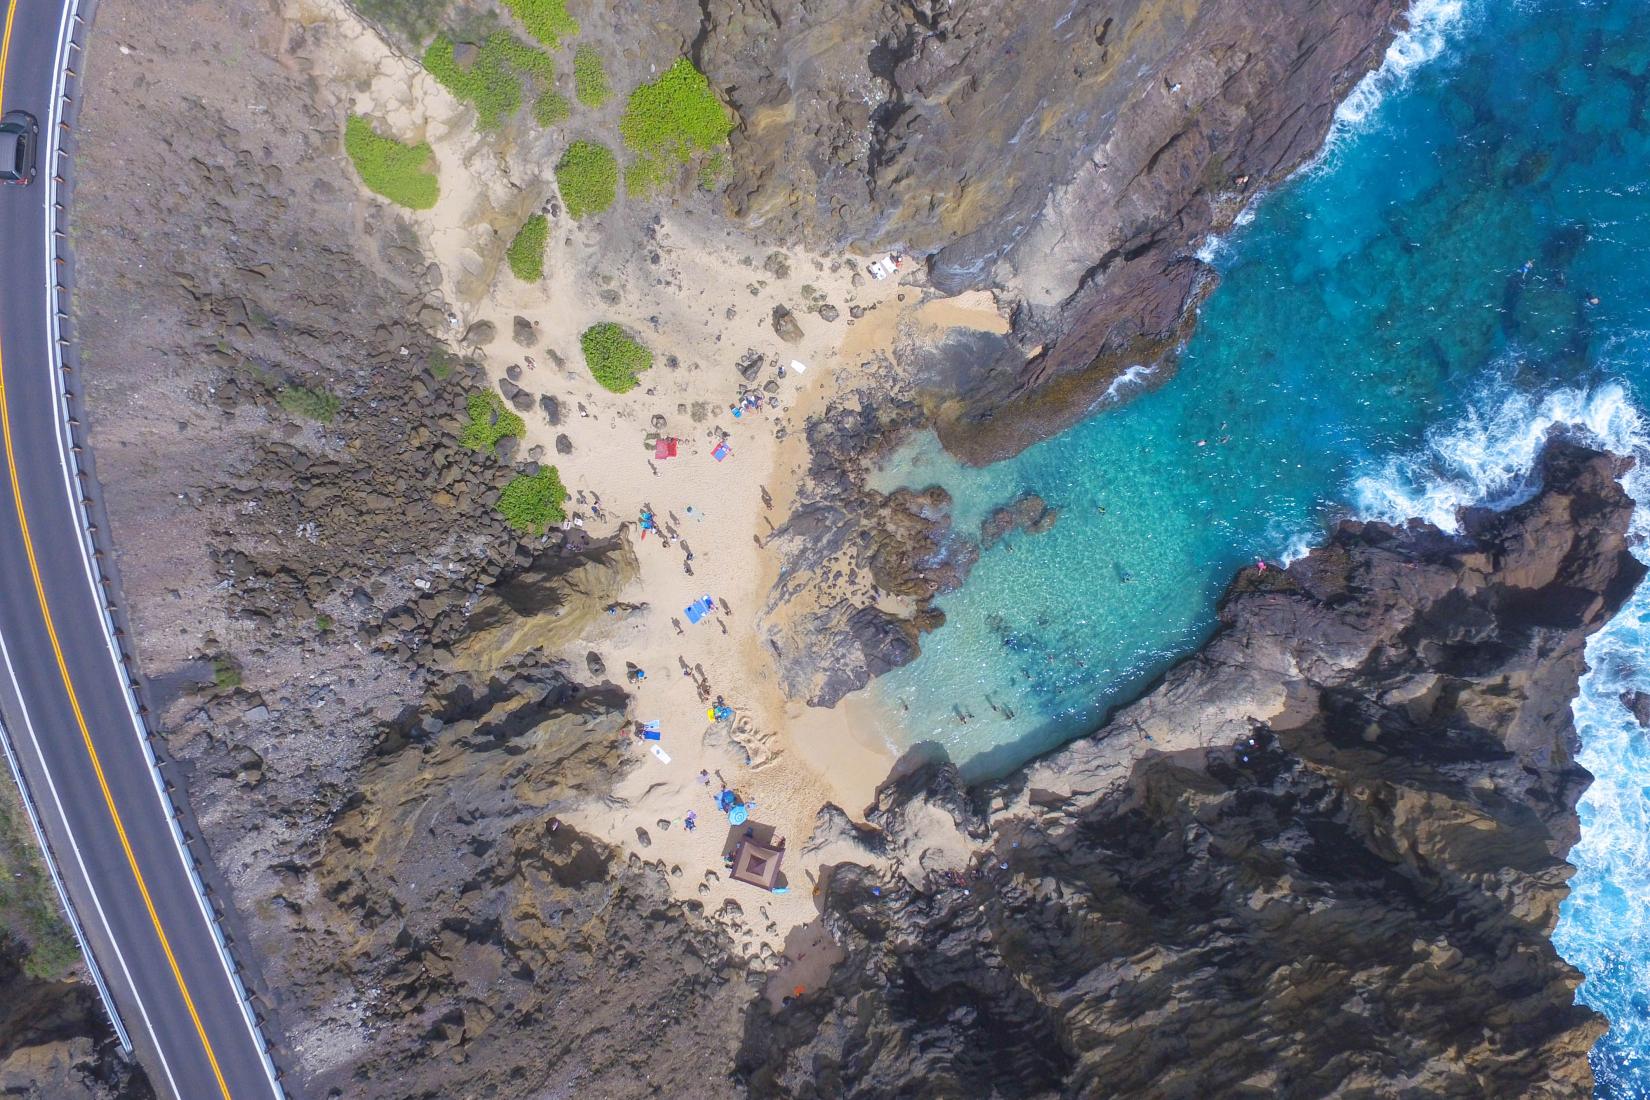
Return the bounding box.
[872,0,1650,1091]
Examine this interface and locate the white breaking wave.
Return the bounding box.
[1196,0,1469,268]
[1340,378,1650,1081]
[1330,0,1468,136]
[1350,383,1647,533]
[1101,364,1156,404]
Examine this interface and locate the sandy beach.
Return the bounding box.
[290,0,1019,955]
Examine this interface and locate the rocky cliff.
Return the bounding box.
[740,440,1636,1098]
[704,0,1404,462]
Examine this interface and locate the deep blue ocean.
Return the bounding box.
[871,0,1650,1090]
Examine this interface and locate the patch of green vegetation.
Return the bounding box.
[212,656,242,691]
[0,781,80,981]
[429,347,455,380]
[423,33,565,132]
[580,322,652,393]
[574,45,610,108]
[535,90,571,126]
[556,140,619,218]
[501,0,579,47]
[344,115,439,210]
[316,614,334,633]
[506,214,549,281]
[497,466,568,534]
[624,158,664,197]
[459,390,526,450]
[277,384,341,424]
[697,150,728,191]
[619,58,733,190]
[351,0,446,47]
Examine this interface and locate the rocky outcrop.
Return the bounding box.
[0,937,152,1100]
[740,440,1638,1097]
[760,390,980,706]
[979,492,1058,549]
[703,0,1404,462]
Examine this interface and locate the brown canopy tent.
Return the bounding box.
[729,837,784,891]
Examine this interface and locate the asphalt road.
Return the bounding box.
[0,2,283,1097]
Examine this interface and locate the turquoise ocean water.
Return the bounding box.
[872,1,1650,1090]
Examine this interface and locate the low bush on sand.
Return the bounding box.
[498,467,568,534]
[344,115,438,209]
[506,214,549,281]
[574,45,610,107]
[459,391,525,450]
[423,32,564,132]
[501,0,578,47]
[619,58,732,190]
[580,323,652,393]
[556,140,618,218]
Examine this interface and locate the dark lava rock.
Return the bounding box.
[737,350,764,382]
[512,315,538,347]
[498,377,535,413]
[555,433,573,455]
[771,305,804,344]
[461,320,496,347]
[818,303,839,322]
[979,491,1058,548]
[539,394,561,426]
[586,650,605,678]
[742,440,1637,1098]
[1621,689,1650,728]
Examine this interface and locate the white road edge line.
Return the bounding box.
[0,630,180,1099]
[40,1,285,1096]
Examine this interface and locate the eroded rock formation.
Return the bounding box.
[741,441,1636,1098]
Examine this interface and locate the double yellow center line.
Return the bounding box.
[0,3,232,1096]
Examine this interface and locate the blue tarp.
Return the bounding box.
[684,595,715,624]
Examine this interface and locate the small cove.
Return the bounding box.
[872,1,1650,1090]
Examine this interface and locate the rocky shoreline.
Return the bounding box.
[741,440,1636,1097]
[46,0,1633,1098]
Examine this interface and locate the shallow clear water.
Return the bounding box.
[872,0,1650,1090]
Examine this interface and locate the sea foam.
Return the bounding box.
[1342,378,1650,1088]
[1350,382,1646,532]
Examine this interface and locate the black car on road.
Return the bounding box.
[0,110,39,186]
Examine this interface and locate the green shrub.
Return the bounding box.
[535,90,571,126]
[619,58,732,189]
[502,0,579,47]
[344,115,439,209]
[697,150,728,190]
[0,782,82,981]
[580,322,652,393]
[556,140,619,218]
[459,391,526,450]
[506,214,549,281]
[211,656,242,690]
[429,347,455,380]
[574,45,609,107]
[624,158,664,197]
[497,467,568,534]
[277,384,341,424]
[423,32,565,132]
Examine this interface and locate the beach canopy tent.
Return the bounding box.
[654,437,678,459]
[730,838,784,891]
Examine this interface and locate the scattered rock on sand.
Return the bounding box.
[771,305,804,343]
[540,395,561,426]
[462,319,496,346]
[512,315,538,347]
[737,351,764,382]
[556,433,573,455]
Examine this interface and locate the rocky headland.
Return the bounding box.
[46,0,1631,1097]
[741,440,1637,1097]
